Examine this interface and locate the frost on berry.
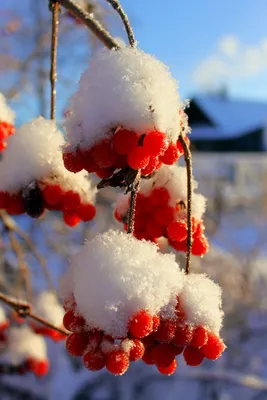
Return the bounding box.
[5,326,48,372]
[31,291,65,340]
[63,229,184,339]
[106,350,129,375]
[201,332,226,360]
[0,117,96,223]
[179,274,224,335]
[64,47,189,151]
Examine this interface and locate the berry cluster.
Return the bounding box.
[115,186,208,256]
[0,121,15,152]
[63,291,225,376]
[0,306,9,333]
[63,129,189,179]
[0,182,96,227]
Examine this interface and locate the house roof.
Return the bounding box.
[190,95,267,141]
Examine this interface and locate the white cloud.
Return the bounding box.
[193,35,267,89]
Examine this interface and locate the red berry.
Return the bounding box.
[151,343,176,367]
[128,310,153,338]
[125,339,145,361]
[143,131,169,156]
[92,140,115,168]
[113,153,128,169]
[0,192,9,209]
[142,347,155,365]
[78,203,96,221]
[7,194,24,215]
[63,191,81,211]
[154,319,176,343]
[136,194,153,214]
[152,315,160,332]
[154,206,175,227]
[106,350,129,375]
[172,345,184,355]
[157,359,177,375]
[192,235,209,256]
[66,332,89,356]
[0,141,7,152]
[141,156,160,176]
[80,148,98,173]
[63,150,83,173]
[193,220,205,237]
[83,349,106,371]
[201,333,226,360]
[176,139,184,154]
[167,221,188,242]
[96,168,114,179]
[168,238,187,253]
[127,147,150,170]
[145,220,165,239]
[63,310,86,332]
[113,129,139,155]
[183,346,204,366]
[28,359,49,377]
[43,185,64,206]
[150,187,170,206]
[172,325,193,347]
[88,329,102,350]
[63,211,81,227]
[160,144,179,165]
[190,326,208,348]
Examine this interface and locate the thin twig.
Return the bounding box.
[127,170,141,234]
[58,0,120,49]
[50,0,60,120]
[0,211,55,292]
[106,0,136,47]
[179,135,192,274]
[0,292,69,336]
[8,231,32,303]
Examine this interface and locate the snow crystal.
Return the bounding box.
[64,47,186,150]
[0,117,96,204]
[33,291,64,327]
[0,92,15,124]
[0,305,7,324]
[67,229,184,337]
[180,274,224,335]
[5,326,47,364]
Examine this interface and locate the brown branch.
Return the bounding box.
[8,230,32,303]
[0,292,69,336]
[179,135,192,274]
[127,170,141,234]
[0,211,55,292]
[58,0,120,49]
[106,0,135,47]
[50,0,60,119]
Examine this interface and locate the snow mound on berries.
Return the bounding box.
[138,165,206,220]
[64,47,187,149]
[0,305,7,324]
[0,117,96,202]
[0,93,15,124]
[68,229,185,337]
[5,326,47,364]
[33,291,64,327]
[180,274,223,334]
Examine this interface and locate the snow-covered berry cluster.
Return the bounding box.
[30,291,66,342]
[3,326,49,377]
[63,47,190,178]
[115,165,209,256]
[0,117,96,226]
[61,230,225,375]
[0,93,15,152]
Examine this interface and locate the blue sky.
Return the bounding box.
[119,0,267,101]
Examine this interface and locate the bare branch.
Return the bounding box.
[58,0,120,49]
[106,0,136,47]
[50,0,60,119]
[0,292,69,336]
[179,135,192,274]
[127,170,141,234]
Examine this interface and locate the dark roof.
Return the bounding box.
[190,95,267,140]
